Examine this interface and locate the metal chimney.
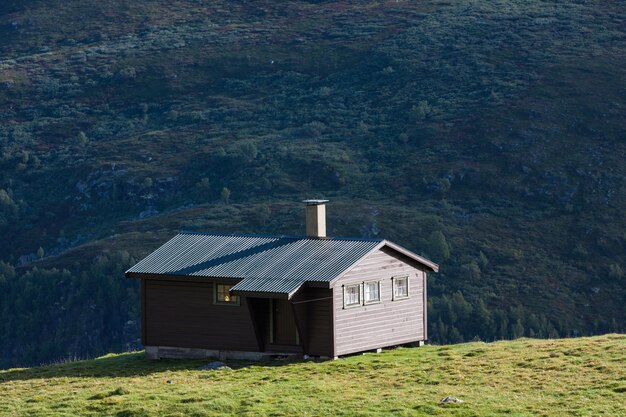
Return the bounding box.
[303,199,329,238]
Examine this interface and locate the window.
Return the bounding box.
[364,281,380,304]
[344,284,361,308]
[393,276,409,300]
[214,283,240,305]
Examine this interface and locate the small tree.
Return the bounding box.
[237,141,258,162]
[608,264,624,280]
[37,247,44,259]
[0,189,14,208]
[142,177,153,188]
[220,187,231,204]
[196,177,210,190]
[166,110,179,121]
[412,100,433,120]
[76,131,88,146]
[255,204,271,227]
[462,260,481,280]
[478,251,489,269]
[0,189,18,217]
[318,86,332,97]
[428,230,450,260]
[511,319,525,339]
[437,178,451,198]
[0,260,15,284]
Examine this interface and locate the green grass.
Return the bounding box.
[1,335,624,417]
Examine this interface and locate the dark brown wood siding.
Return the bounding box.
[273,299,299,345]
[332,247,426,356]
[291,287,333,357]
[140,279,147,345]
[144,279,259,351]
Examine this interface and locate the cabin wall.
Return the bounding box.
[265,299,303,354]
[332,247,426,356]
[292,287,333,357]
[143,279,259,352]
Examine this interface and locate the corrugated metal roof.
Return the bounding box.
[126,232,383,295]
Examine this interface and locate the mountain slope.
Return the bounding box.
[0,0,625,367]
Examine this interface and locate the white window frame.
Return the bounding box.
[213,283,240,306]
[363,280,381,305]
[392,276,409,301]
[343,283,362,308]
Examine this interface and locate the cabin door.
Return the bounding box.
[271,299,299,345]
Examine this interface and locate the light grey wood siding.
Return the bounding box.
[332,247,426,356]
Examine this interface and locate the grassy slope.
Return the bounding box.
[0,335,625,417]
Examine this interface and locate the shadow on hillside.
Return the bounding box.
[0,351,300,383]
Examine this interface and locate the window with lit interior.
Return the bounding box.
[214,283,239,305]
[393,276,409,300]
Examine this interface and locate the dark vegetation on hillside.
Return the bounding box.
[0,0,625,368]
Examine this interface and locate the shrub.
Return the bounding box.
[118,67,137,80]
[412,100,433,120]
[220,187,231,204]
[236,141,258,162]
[318,86,332,97]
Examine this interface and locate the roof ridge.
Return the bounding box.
[178,230,384,242]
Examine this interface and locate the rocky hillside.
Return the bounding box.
[0,0,625,367]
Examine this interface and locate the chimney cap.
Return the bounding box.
[302,199,329,206]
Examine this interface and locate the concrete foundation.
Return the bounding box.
[145,346,301,361]
[146,340,426,361]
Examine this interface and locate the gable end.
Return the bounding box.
[328,240,438,288]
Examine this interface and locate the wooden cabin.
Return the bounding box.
[125,200,438,360]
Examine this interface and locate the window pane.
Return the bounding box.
[216,284,238,304]
[345,285,360,306]
[349,287,358,304]
[365,282,379,302]
[394,278,408,298]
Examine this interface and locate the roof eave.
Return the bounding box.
[125,271,140,279]
[382,240,439,272]
[231,282,304,300]
[124,272,244,282]
[231,290,290,300]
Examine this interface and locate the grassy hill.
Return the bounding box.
[0,0,625,367]
[1,334,625,417]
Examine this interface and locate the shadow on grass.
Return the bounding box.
[0,351,310,383]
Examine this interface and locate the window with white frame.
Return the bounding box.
[364,281,380,304]
[344,284,361,307]
[393,276,409,300]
